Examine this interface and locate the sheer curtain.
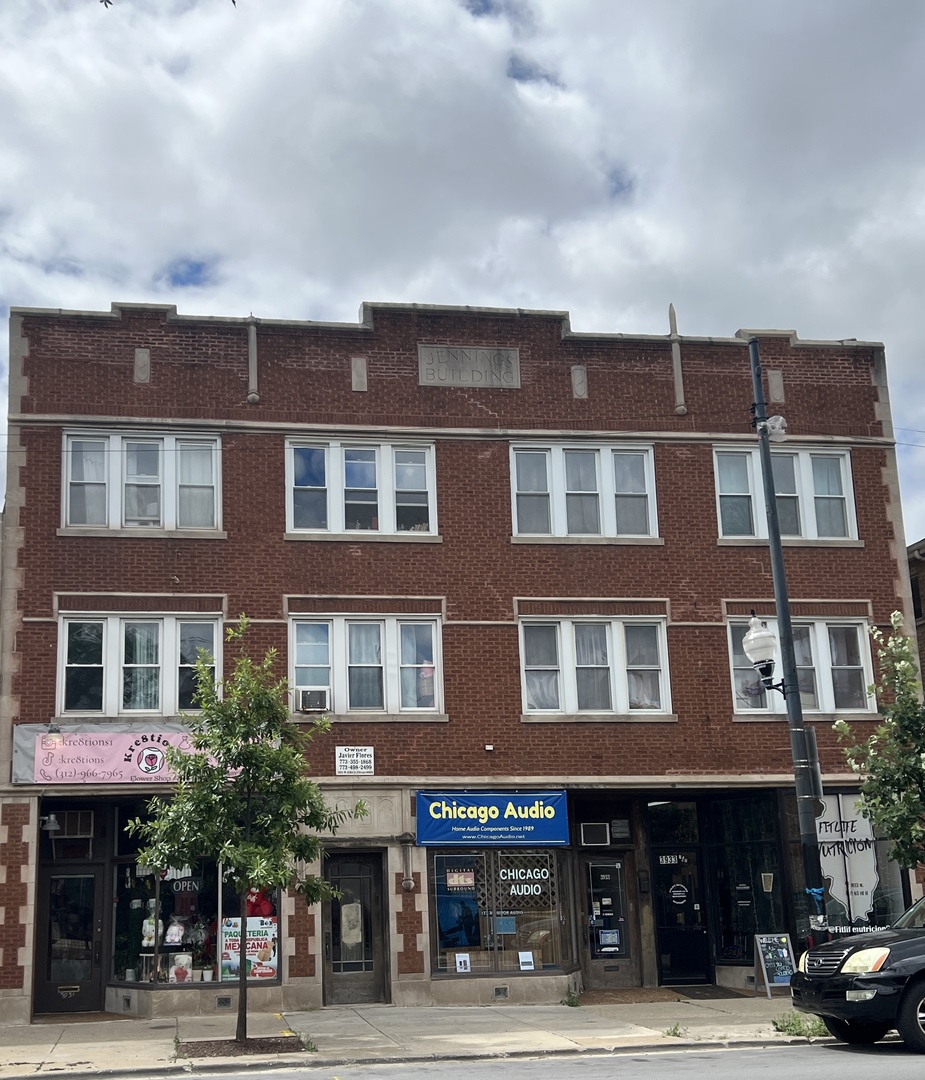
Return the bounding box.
[812,457,847,537]
[178,443,215,528]
[524,625,560,710]
[348,624,383,708]
[574,624,611,710]
[69,441,107,525]
[123,622,160,710]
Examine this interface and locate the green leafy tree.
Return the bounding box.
[128,617,362,1043]
[835,611,925,869]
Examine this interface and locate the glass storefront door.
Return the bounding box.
[34,868,105,1013]
[322,852,386,1004]
[652,849,710,984]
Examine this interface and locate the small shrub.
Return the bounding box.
[664,1023,688,1038]
[772,1011,827,1038]
[561,985,581,1007]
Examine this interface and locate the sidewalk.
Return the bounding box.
[0,993,825,1077]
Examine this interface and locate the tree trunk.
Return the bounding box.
[235,886,249,1043]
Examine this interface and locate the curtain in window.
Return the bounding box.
[565,451,600,534]
[524,625,560,710]
[515,452,551,533]
[124,442,161,526]
[613,452,649,535]
[178,444,215,528]
[626,625,661,709]
[69,441,107,525]
[812,457,847,537]
[400,624,435,707]
[348,624,383,708]
[717,454,754,535]
[574,624,610,710]
[771,455,801,536]
[123,622,159,709]
[829,626,865,708]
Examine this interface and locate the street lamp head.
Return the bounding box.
[742,615,778,686]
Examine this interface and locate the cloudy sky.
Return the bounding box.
[2,0,925,543]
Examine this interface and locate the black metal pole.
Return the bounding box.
[748,336,827,939]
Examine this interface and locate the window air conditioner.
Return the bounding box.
[298,689,329,712]
[580,822,610,846]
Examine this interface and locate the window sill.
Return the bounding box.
[732,710,876,722]
[512,536,664,546]
[57,528,227,540]
[297,712,449,723]
[285,531,442,543]
[717,537,863,548]
[520,712,678,724]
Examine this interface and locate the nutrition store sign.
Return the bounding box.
[416,790,569,846]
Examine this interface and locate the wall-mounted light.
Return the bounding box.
[397,831,416,892]
[40,814,61,833]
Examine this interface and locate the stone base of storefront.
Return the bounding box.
[430,970,581,1006]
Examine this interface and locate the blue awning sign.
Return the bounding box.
[416,790,569,846]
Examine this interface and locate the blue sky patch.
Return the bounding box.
[163,258,215,288]
[506,53,561,87]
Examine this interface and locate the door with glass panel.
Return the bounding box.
[34,867,105,1013]
[322,853,386,1004]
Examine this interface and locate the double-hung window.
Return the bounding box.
[729,619,872,714]
[60,617,218,715]
[65,434,220,531]
[291,616,441,714]
[511,445,656,538]
[714,448,855,539]
[287,441,436,535]
[520,619,669,715]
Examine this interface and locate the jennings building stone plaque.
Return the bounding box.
[418,345,520,388]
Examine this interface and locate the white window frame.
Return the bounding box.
[510,444,658,538]
[518,617,671,715]
[63,432,221,532]
[727,618,874,715]
[58,616,221,717]
[286,440,437,536]
[714,447,856,540]
[289,615,442,714]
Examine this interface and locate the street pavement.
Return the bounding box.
[0,992,842,1077]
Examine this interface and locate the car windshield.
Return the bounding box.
[893,897,925,930]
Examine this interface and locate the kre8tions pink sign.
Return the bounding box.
[34,731,193,784]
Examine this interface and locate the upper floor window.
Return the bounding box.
[728,618,873,714]
[290,616,441,714]
[519,618,670,714]
[714,448,855,539]
[286,441,436,535]
[511,445,657,538]
[65,434,220,531]
[60,616,218,716]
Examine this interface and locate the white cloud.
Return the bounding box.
[1,0,925,543]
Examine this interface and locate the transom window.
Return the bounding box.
[291,617,441,714]
[520,619,669,714]
[65,434,220,531]
[729,619,872,714]
[714,448,855,539]
[60,617,218,715]
[286,441,436,535]
[511,445,656,538]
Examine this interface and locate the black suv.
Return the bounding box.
[791,896,925,1051]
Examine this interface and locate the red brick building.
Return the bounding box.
[0,301,916,1019]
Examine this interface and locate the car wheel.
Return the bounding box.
[897,981,925,1053]
[821,1016,890,1044]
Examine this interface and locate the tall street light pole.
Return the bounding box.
[743,336,827,939]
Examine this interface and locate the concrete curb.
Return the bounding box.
[6,1036,833,1080]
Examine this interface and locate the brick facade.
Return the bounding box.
[1,300,914,1014]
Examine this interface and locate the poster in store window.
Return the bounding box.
[220,917,278,981]
[435,855,482,949]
